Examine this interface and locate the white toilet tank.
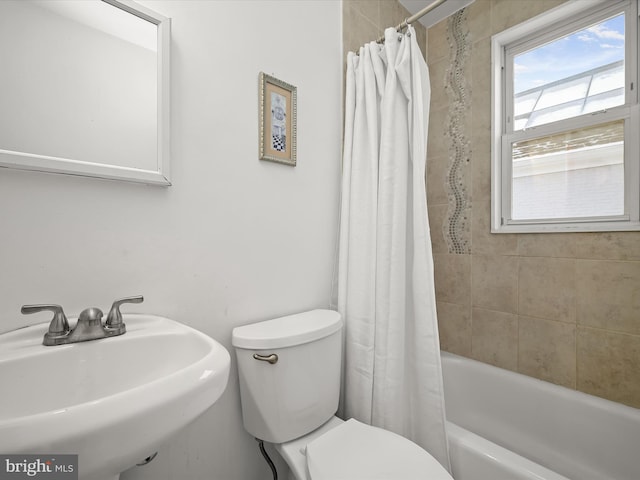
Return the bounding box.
[232,310,342,443]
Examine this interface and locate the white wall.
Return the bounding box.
[0,1,342,479]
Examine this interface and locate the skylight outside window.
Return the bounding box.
[491,0,640,233]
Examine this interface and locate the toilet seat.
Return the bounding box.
[304,419,453,480]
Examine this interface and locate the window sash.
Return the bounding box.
[503,0,636,136]
[500,106,640,230]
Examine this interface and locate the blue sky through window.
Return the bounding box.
[514,13,625,93]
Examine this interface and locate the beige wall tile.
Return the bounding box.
[470,37,491,108]
[471,196,519,256]
[380,0,406,30]
[428,106,449,159]
[491,0,567,35]
[491,0,526,33]
[576,260,640,335]
[470,138,490,206]
[467,0,492,43]
[470,109,491,181]
[469,36,492,204]
[470,118,491,200]
[414,23,427,61]
[427,19,448,65]
[429,59,450,111]
[471,307,518,371]
[346,0,381,28]
[519,257,576,323]
[472,254,518,313]
[428,204,448,254]
[434,253,471,305]
[343,9,380,56]
[519,315,576,388]
[426,154,449,206]
[577,327,640,409]
[572,232,640,262]
[437,301,471,356]
[517,233,578,258]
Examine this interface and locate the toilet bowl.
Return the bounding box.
[232,310,452,480]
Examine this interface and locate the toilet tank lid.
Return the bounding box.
[232,309,342,350]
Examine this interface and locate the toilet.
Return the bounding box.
[231,309,453,480]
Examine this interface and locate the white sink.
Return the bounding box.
[0,314,230,480]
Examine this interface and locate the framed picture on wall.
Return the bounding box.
[259,72,297,166]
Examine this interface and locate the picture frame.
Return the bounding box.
[259,72,297,166]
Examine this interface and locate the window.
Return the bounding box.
[491,0,640,232]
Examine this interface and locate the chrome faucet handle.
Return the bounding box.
[106,295,143,333]
[21,304,70,345]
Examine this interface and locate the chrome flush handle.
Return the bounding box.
[253,353,278,364]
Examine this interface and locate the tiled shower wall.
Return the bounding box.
[426,0,640,409]
[342,0,639,410]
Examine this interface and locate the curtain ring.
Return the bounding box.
[397,17,411,41]
[397,18,409,32]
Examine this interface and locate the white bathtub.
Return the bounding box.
[441,352,640,480]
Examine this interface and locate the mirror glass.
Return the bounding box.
[0,0,170,185]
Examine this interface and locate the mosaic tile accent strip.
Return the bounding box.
[443,9,472,255]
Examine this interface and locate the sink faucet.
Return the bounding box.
[21,296,144,346]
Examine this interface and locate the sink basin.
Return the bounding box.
[0,314,230,480]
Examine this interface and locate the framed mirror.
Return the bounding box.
[0,0,171,186]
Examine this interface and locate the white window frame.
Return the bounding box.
[491,0,640,233]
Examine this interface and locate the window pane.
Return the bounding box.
[511,121,624,220]
[513,13,625,131]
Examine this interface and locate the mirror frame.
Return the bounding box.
[0,0,171,186]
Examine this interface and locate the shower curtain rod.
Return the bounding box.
[376,0,447,43]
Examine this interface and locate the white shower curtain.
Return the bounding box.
[337,26,451,471]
